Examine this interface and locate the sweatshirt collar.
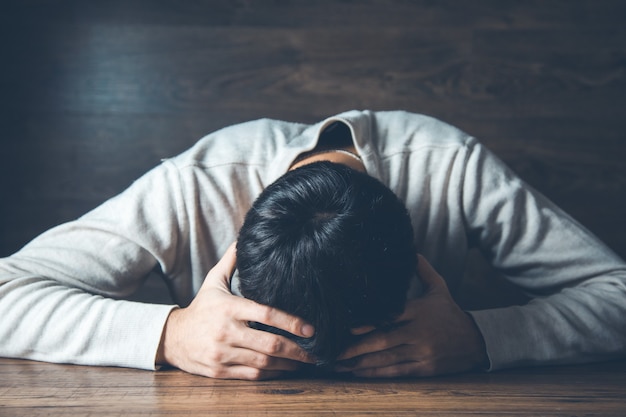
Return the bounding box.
[269,110,378,184]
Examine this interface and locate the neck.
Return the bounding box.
[289,146,365,172]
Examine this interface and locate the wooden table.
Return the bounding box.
[2,358,625,416]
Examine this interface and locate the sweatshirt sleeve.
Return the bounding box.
[0,161,185,370]
[461,139,626,370]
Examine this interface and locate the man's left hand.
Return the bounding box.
[335,254,489,378]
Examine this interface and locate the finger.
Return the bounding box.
[225,347,306,372]
[234,299,315,339]
[335,344,415,372]
[208,365,286,381]
[216,242,238,282]
[416,254,449,292]
[338,327,405,361]
[350,325,377,336]
[202,242,238,292]
[236,325,316,363]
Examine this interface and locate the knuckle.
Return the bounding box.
[286,317,301,335]
[211,367,227,379]
[248,368,264,381]
[255,355,272,369]
[373,339,391,352]
[214,328,228,343]
[206,350,224,364]
[265,337,283,355]
[257,308,273,325]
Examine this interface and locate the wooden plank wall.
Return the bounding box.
[1,1,625,305]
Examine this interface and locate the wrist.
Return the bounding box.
[465,312,490,371]
[156,307,181,367]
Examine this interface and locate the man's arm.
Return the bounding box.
[336,137,626,377]
[0,162,183,369]
[461,140,626,370]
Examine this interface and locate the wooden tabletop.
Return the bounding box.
[2,358,625,416]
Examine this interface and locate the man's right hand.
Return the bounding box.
[156,243,316,380]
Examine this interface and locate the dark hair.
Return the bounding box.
[236,161,416,368]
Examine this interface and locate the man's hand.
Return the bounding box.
[156,243,316,380]
[335,255,489,378]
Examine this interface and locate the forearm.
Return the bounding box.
[469,274,626,370]
[0,275,176,369]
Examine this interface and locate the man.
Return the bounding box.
[1,110,625,380]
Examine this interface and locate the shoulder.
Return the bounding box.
[372,110,474,147]
[167,117,311,170]
[355,111,477,165]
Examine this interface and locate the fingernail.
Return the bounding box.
[301,324,315,337]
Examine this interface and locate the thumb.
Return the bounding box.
[202,242,238,291]
[416,254,449,293]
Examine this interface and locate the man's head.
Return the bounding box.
[235,161,416,367]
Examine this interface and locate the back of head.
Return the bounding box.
[236,161,416,367]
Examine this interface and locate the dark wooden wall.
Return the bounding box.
[1,1,625,304]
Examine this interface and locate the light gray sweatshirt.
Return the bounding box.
[1,110,625,371]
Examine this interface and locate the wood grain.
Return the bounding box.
[1,358,626,416]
